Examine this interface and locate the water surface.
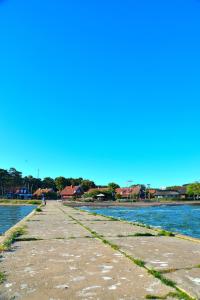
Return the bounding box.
[80,205,200,239]
[0,205,36,235]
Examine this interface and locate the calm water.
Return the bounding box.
[0,205,36,235]
[80,205,200,239]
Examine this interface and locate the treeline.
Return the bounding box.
[0,167,98,195]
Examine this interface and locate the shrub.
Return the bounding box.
[35,208,42,212]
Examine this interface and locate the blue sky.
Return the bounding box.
[0,0,200,187]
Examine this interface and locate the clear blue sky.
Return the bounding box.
[0,0,200,187]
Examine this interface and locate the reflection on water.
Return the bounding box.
[0,205,36,234]
[80,205,200,239]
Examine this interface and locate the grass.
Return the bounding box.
[15,237,43,241]
[0,199,41,205]
[0,226,26,251]
[158,230,175,237]
[29,200,42,205]
[123,252,146,267]
[148,269,176,288]
[133,258,146,267]
[196,264,200,268]
[102,239,120,251]
[146,295,166,299]
[146,272,195,299]
[172,291,195,300]
[90,212,98,216]
[35,208,42,212]
[105,215,119,221]
[133,222,152,229]
[132,232,155,237]
[146,291,195,300]
[0,271,6,284]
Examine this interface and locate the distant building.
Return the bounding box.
[115,186,142,198]
[146,189,158,198]
[176,187,187,199]
[33,188,54,199]
[15,187,32,199]
[154,190,180,199]
[60,185,83,199]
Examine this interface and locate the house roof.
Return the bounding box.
[147,189,158,194]
[33,188,54,196]
[155,190,180,196]
[15,187,31,195]
[116,186,141,196]
[177,187,187,195]
[60,186,82,196]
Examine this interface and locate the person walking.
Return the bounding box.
[42,193,46,205]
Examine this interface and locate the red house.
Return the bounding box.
[115,186,141,198]
[60,185,83,199]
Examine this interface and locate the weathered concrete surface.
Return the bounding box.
[67,206,200,299]
[0,239,172,300]
[63,200,200,208]
[64,212,109,221]
[24,215,92,239]
[165,268,200,299]
[107,236,200,270]
[81,220,157,237]
[0,202,174,300]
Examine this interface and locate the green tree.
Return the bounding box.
[116,193,122,199]
[68,177,83,186]
[42,177,56,189]
[84,189,114,200]
[45,191,57,199]
[81,179,96,192]
[55,177,67,191]
[187,182,200,200]
[166,186,181,191]
[0,168,10,195]
[23,176,42,193]
[108,182,120,191]
[8,168,23,190]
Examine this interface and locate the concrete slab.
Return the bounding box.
[0,239,173,300]
[108,236,200,271]
[81,220,157,237]
[23,221,92,239]
[21,207,92,239]
[165,268,200,299]
[62,210,110,221]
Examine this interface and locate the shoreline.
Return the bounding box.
[0,203,41,242]
[0,203,38,206]
[63,200,200,207]
[76,205,200,243]
[0,200,41,206]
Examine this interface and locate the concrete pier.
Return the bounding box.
[0,201,200,299]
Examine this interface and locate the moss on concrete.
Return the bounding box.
[0,271,6,284]
[0,226,26,251]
